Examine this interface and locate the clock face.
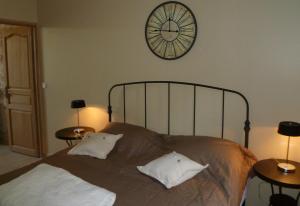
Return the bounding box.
[145,1,197,60]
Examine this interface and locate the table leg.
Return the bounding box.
[269,184,274,206]
[279,186,282,194]
[66,140,73,147]
[271,184,274,195]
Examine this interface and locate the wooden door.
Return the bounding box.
[1,24,40,157]
[0,26,9,145]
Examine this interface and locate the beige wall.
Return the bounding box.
[38,0,300,158]
[37,0,300,205]
[0,0,37,22]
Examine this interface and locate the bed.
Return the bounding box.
[0,81,256,206]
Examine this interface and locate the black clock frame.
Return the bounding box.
[145,1,198,60]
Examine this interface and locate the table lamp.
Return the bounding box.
[71,99,86,134]
[277,121,300,173]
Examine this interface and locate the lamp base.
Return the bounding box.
[73,128,85,134]
[277,162,296,173]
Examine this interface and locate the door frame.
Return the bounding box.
[0,18,47,157]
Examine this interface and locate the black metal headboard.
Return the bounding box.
[107,81,250,148]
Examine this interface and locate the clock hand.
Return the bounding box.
[154,29,179,33]
[168,17,171,32]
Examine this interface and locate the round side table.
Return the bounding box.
[253,159,300,206]
[55,126,95,146]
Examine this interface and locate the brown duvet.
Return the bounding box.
[0,122,256,206]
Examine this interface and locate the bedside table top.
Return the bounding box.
[253,159,300,189]
[55,126,95,140]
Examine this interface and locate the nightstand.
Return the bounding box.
[253,159,300,206]
[55,126,95,146]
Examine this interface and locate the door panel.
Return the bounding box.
[9,94,31,105]
[2,25,39,157]
[6,35,30,88]
[10,110,34,148]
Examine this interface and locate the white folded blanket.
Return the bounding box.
[0,164,116,206]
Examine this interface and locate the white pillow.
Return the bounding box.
[137,151,208,189]
[68,132,123,159]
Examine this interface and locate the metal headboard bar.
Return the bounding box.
[167,83,170,135]
[108,81,250,148]
[193,85,196,136]
[144,83,147,128]
[123,85,126,123]
[222,91,225,139]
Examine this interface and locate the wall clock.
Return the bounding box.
[145,1,197,60]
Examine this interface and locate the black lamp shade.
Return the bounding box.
[71,100,86,109]
[278,121,300,137]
